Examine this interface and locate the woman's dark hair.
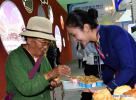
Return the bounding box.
[66,8,98,29]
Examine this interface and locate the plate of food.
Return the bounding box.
[93,85,136,100]
[62,75,106,91]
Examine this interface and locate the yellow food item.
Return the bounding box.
[124,88,136,97]
[92,85,136,100]
[77,75,101,84]
[120,88,136,100]
[113,85,132,100]
[120,96,136,100]
[114,85,132,95]
[93,88,114,100]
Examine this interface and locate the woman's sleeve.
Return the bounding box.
[107,26,136,89]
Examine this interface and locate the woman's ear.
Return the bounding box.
[83,24,90,33]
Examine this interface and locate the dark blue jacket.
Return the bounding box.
[99,25,136,89]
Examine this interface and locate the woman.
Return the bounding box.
[66,8,136,99]
[5,16,71,100]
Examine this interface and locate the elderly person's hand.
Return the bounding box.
[44,65,71,80]
[50,77,61,89]
[55,65,71,76]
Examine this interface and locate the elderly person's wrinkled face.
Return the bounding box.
[27,37,50,57]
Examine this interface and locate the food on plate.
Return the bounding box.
[92,85,136,100]
[77,75,101,84]
[114,85,132,95]
[123,88,136,97]
[113,85,132,100]
[120,88,136,100]
[76,75,104,88]
[93,88,114,100]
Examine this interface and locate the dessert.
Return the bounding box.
[93,88,114,100]
[77,75,104,88]
[121,88,136,100]
[113,85,132,100]
[123,88,136,98]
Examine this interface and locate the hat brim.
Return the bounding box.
[20,31,55,41]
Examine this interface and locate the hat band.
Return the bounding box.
[26,28,52,35]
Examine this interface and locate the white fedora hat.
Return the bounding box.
[20,16,55,41]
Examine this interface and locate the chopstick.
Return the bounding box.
[64,75,72,78]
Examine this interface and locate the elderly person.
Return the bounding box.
[5,16,70,100]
